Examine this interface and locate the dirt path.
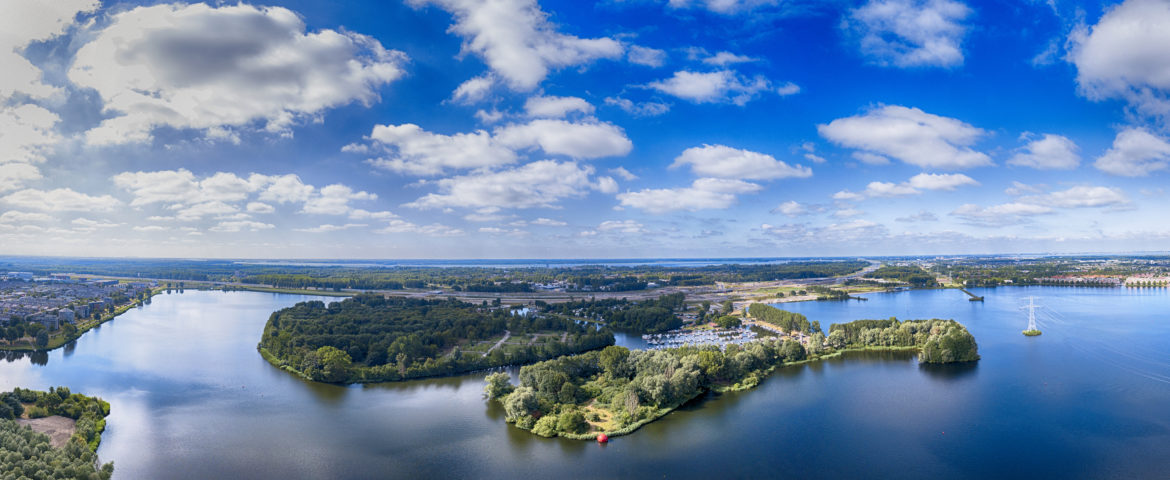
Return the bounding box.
[482,330,510,357]
[17,416,75,448]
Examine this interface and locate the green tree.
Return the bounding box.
[598,345,630,379]
[34,330,49,348]
[315,346,353,383]
[557,382,578,404]
[827,329,846,349]
[715,316,741,329]
[779,340,806,362]
[556,409,587,434]
[531,415,558,437]
[502,387,539,423]
[807,332,826,354]
[484,372,514,400]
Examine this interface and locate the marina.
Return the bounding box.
[642,326,760,350]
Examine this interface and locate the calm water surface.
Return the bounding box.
[2,287,1169,479]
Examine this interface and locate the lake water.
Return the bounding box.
[2,287,1169,479]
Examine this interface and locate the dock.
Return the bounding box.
[958,288,984,301]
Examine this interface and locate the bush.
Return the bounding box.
[532,415,558,437]
[556,409,587,434]
[484,372,514,400]
[715,316,741,329]
[27,406,49,419]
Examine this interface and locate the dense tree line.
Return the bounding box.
[258,295,614,383]
[452,282,533,293]
[568,276,647,292]
[0,387,113,479]
[486,338,810,439]
[746,304,815,333]
[487,315,981,440]
[542,293,686,333]
[827,318,980,363]
[660,261,870,284]
[933,257,1157,287]
[248,274,409,290]
[807,285,857,300]
[1,257,868,292]
[864,265,937,287]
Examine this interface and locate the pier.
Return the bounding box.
[958,287,984,301]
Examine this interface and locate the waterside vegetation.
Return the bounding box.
[0,387,113,480]
[2,258,868,293]
[2,288,159,353]
[486,314,979,439]
[539,293,687,334]
[258,294,613,383]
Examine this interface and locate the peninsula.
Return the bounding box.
[0,386,114,479]
[485,310,979,440]
[258,294,614,383]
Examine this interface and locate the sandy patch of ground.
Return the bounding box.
[17,415,76,448]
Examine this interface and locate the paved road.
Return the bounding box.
[482,330,510,357]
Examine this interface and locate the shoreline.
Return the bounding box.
[257,344,618,386]
[0,287,163,353]
[514,345,933,441]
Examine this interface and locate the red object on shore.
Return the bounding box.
[596,434,609,443]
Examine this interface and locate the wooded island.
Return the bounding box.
[258,294,614,383]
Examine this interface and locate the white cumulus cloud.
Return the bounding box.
[1094,127,1170,176]
[1009,133,1081,170]
[844,0,972,68]
[647,70,789,105]
[907,173,979,190]
[70,3,407,145]
[617,177,762,213]
[703,51,757,66]
[302,184,376,216]
[670,144,812,180]
[523,95,595,118]
[375,219,464,236]
[358,123,517,176]
[0,1,97,191]
[1067,0,1170,122]
[494,119,632,159]
[597,219,646,233]
[408,0,623,90]
[818,105,991,169]
[627,45,667,67]
[950,202,1053,227]
[1,188,120,212]
[604,97,671,117]
[209,220,274,233]
[406,160,600,210]
[295,223,368,233]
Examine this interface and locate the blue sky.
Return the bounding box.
[2,0,1170,259]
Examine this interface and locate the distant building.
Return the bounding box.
[58,309,75,324]
[35,313,59,330]
[6,272,34,281]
